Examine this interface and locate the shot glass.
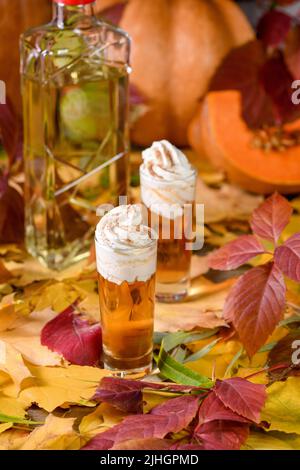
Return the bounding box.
[140,166,197,302]
[95,205,157,377]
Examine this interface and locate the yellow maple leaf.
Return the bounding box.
[0,342,32,389]
[0,427,30,450]
[0,299,17,332]
[0,308,63,366]
[79,402,126,440]
[155,289,228,333]
[0,370,28,416]
[19,364,110,412]
[15,414,81,450]
[0,423,12,434]
[234,367,268,385]
[185,339,241,379]
[245,431,300,450]
[261,377,300,434]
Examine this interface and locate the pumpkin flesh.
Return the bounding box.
[189,90,300,194]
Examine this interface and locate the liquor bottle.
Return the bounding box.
[20,0,130,269]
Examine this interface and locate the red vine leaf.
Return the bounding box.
[83,395,199,450]
[0,171,24,244]
[210,41,273,128]
[150,394,200,420]
[92,377,204,414]
[208,235,265,271]
[257,10,292,47]
[0,99,23,168]
[129,83,146,106]
[41,305,102,366]
[214,378,267,424]
[285,25,300,79]
[223,263,286,356]
[259,53,297,125]
[250,193,292,244]
[195,420,249,450]
[210,40,300,127]
[197,391,249,426]
[274,233,300,281]
[99,2,127,25]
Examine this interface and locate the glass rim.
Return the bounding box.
[139,163,198,185]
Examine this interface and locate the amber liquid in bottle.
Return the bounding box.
[21,2,130,269]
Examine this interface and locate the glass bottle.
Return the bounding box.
[20,0,131,270]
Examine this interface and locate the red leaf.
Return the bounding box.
[210,41,274,128]
[223,263,286,356]
[92,377,204,414]
[210,40,300,127]
[99,2,127,25]
[129,83,146,106]
[41,305,102,366]
[196,392,249,426]
[274,233,300,281]
[0,99,23,168]
[208,235,265,271]
[151,395,200,421]
[285,25,300,79]
[82,395,200,450]
[214,378,266,424]
[195,420,249,450]
[257,10,292,47]
[250,193,292,244]
[259,53,298,125]
[0,172,24,244]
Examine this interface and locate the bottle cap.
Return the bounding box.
[53,0,95,5]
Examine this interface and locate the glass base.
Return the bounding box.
[156,278,190,303]
[103,349,153,378]
[104,363,153,379]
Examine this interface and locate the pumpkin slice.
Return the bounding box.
[189,90,300,194]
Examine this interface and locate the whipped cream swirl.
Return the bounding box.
[95,205,157,285]
[140,141,197,219]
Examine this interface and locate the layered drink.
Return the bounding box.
[95,204,157,376]
[140,140,197,302]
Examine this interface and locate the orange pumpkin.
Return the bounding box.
[95,0,253,147]
[188,90,300,194]
[0,0,52,115]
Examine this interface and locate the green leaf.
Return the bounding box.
[172,346,186,363]
[157,345,213,388]
[0,413,40,426]
[163,329,219,353]
[224,347,244,378]
[184,338,220,363]
[258,341,277,353]
[279,313,300,327]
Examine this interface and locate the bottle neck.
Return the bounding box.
[52,2,96,28]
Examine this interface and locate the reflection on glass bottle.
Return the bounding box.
[20,0,130,269]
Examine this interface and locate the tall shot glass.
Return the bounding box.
[95,205,157,377]
[140,167,197,303]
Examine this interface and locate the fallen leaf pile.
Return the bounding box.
[0,167,299,450]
